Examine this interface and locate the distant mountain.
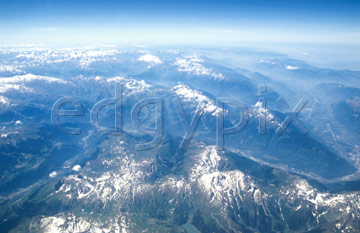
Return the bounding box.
[0,45,359,232]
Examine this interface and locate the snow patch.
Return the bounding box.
[252,100,275,121]
[72,165,81,172]
[0,65,22,73]
[0,73,68,84]
[174,55,225,80]
[0,95,10,105]
[106,76,151,96]
[171,84,221,116]
[137,54,162,64]
[0,84,34,94]
[286,65,298,70]
[49,171,58,178]
[30,213,130,233]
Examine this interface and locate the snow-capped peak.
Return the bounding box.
[0,73,68,84]
[174,55,225,80]
[171,84,221,116]
[95,76,151,96]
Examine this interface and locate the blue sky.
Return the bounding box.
[0,0,359,45]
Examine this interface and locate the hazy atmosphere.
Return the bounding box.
[0,1,359,233]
